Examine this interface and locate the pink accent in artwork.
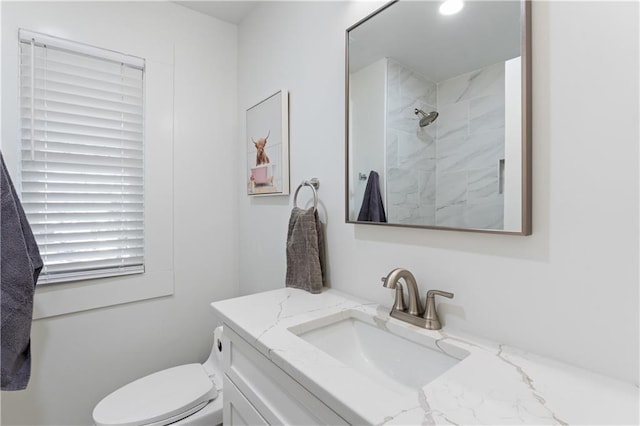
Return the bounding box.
[251,166,269,184]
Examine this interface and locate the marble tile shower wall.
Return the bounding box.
[385,59,505,229]
[436,62,505,229]
[386,59,438,225]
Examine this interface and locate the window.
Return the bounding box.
[19,29,145,285]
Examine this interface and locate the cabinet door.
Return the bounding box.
[223,375,268,426]
[223,326,348,425]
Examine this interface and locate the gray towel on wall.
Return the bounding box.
[357,170,387,222]
[1,152,43,391]
[285,207,325,294]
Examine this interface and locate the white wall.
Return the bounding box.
[1,2,238,424]
[237,1,639,385]
[504,56,523,231]
[350,58,387,218]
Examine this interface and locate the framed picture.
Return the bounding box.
[246,90,289,196]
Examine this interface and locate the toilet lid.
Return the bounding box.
[93,363,218,426]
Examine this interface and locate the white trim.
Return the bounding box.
[33,269,172,319]
[37,265,144,285]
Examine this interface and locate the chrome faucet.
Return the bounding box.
[381,268,453,330]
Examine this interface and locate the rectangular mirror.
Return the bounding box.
[346,0,531,235]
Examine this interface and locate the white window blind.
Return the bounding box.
[19,29,145,285]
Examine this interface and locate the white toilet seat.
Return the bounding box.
[93,363,218,426]
[141,401,208,426]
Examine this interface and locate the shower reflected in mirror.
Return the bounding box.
[346,0,531,235]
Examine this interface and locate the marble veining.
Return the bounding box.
[211,288,639,425]
[437,62,505,106]
[253,292,291,342]
[495,345,569,426]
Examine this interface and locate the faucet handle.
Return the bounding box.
[427,290,454,299]
[423,289,454,330]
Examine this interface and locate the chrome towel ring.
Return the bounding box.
[293,178,320,211]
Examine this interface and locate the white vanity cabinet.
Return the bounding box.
[221,326,348,425]
[212,289,640,426]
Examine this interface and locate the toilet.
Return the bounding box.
[92,327,224,426]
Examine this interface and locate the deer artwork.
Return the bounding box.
[252,130,270,166]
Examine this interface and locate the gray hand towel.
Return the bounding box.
[285,207,325,294]
[357,170,387,222]
[1,152,43,391]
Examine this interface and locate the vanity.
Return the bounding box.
[212,288,638,425]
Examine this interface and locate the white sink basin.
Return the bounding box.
[289,310,469,395]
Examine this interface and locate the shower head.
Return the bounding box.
[414,108,439,127]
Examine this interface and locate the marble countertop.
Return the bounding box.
[211,288,638,425]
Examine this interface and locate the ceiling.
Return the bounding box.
[173,1,522,82]
[173,1,259,25]
[349,1,522,82]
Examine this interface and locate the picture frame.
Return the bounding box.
[246,90,290,196]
